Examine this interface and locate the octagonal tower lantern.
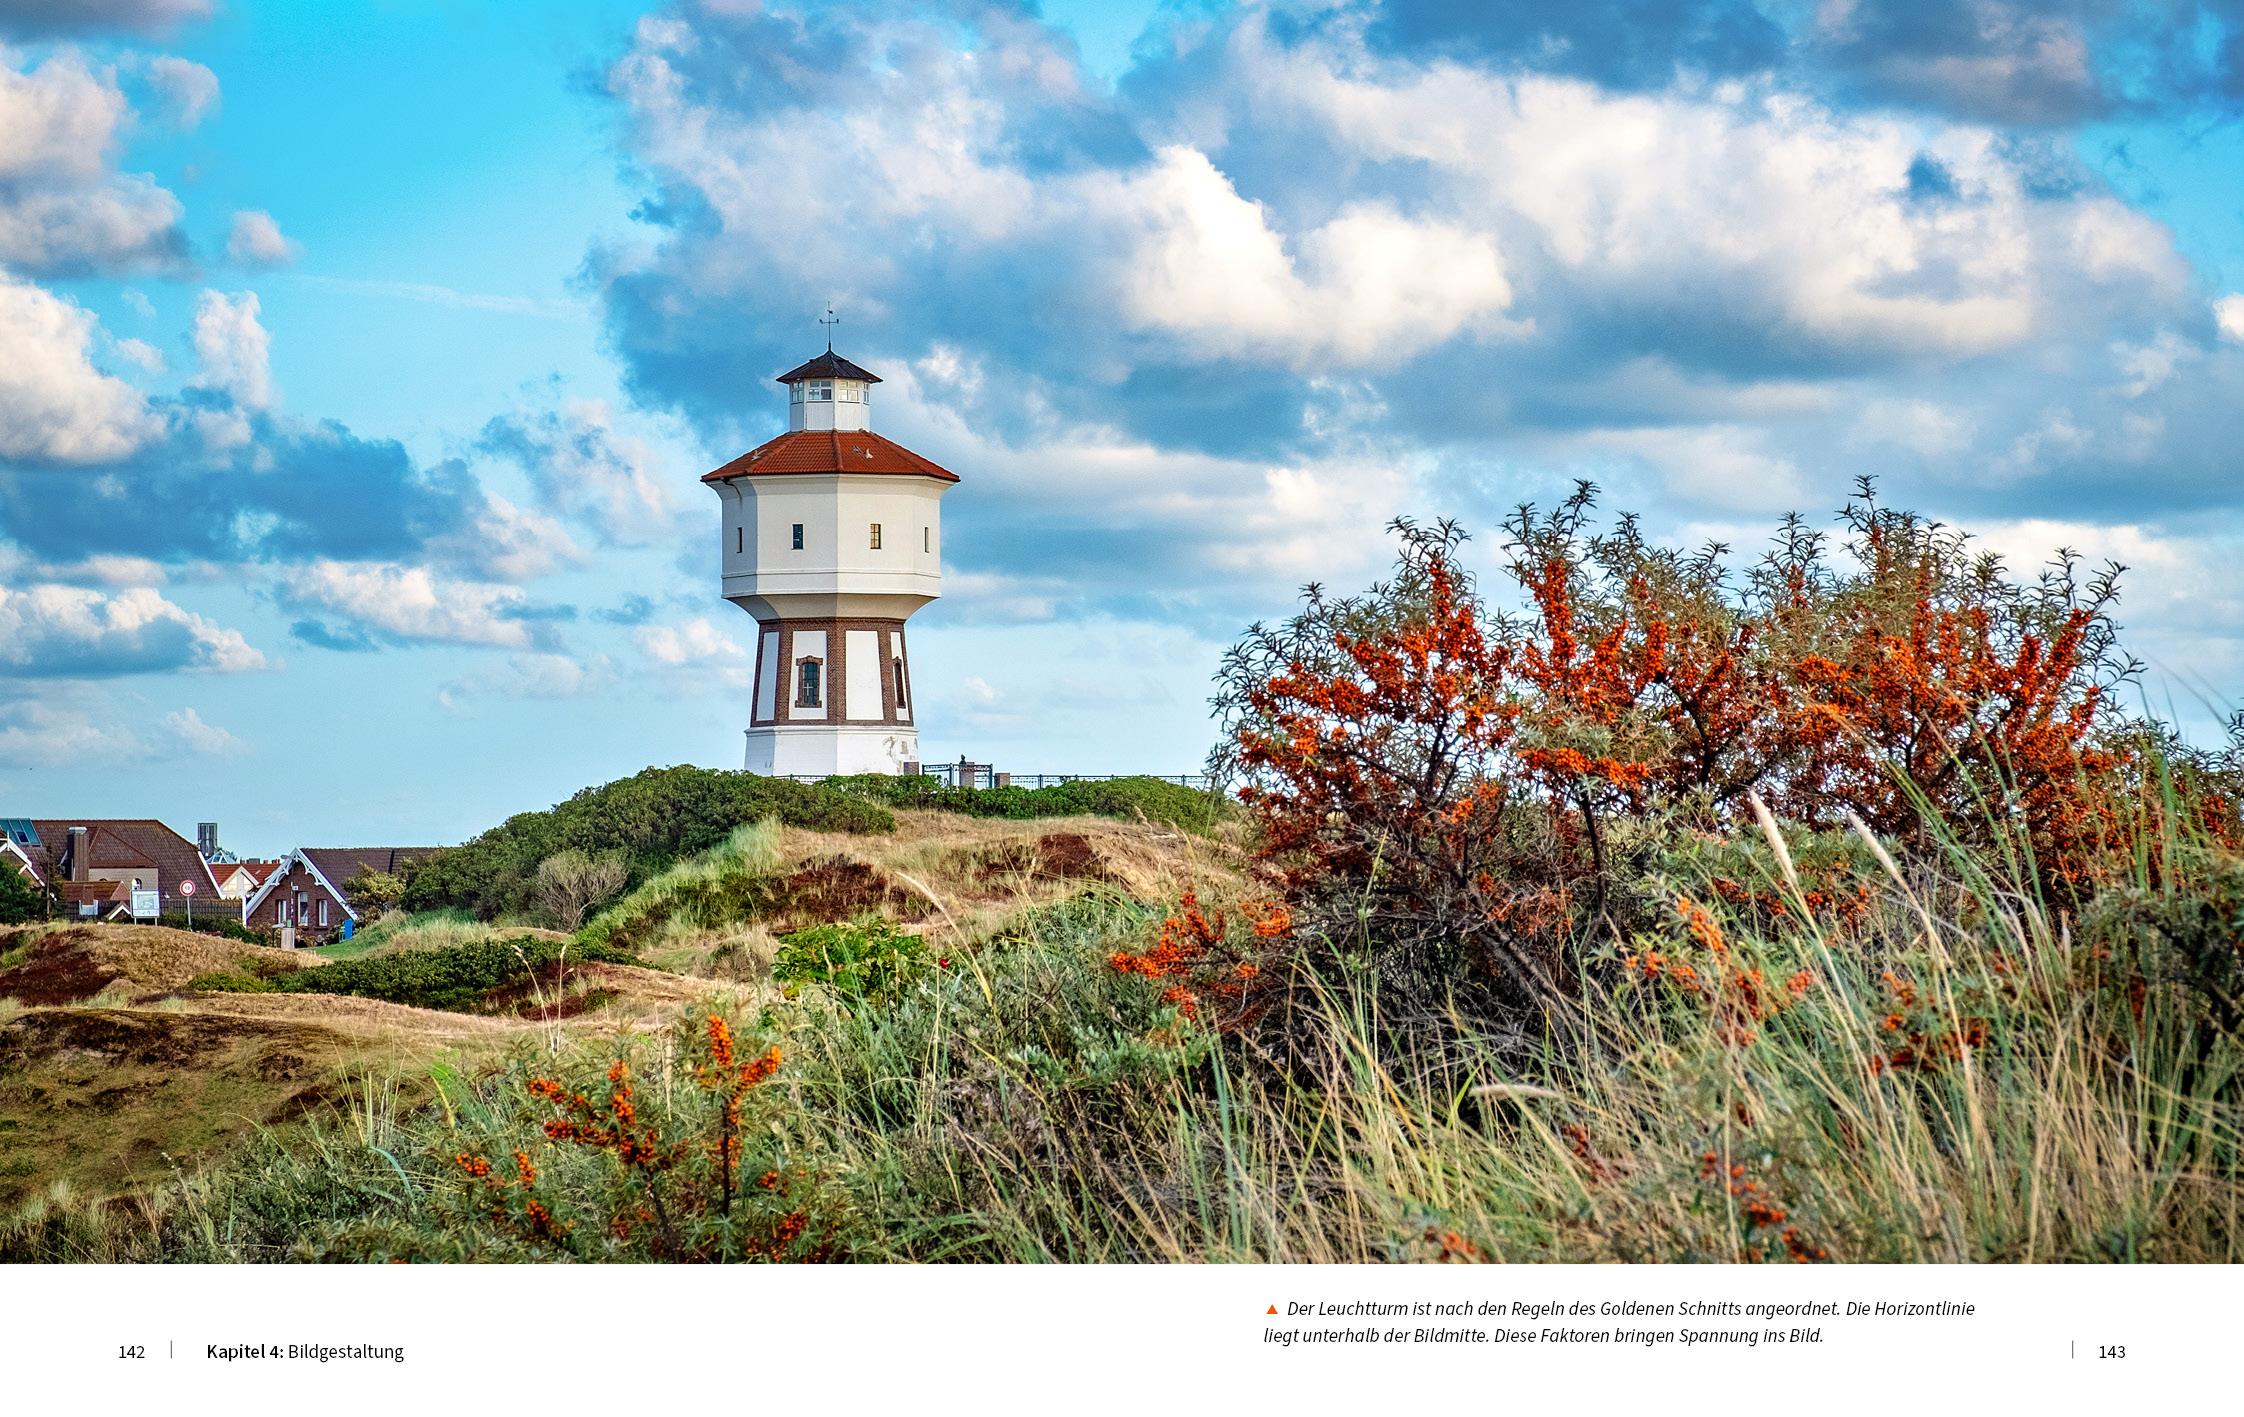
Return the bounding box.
[703,346,958,776]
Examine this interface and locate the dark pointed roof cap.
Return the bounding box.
[776,351,882,384]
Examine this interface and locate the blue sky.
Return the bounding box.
[3,0,2243,854]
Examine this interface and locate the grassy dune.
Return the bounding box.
[2,799,2235,1263]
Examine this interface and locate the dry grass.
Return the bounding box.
[0,923,313,1005]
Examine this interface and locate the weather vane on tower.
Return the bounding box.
[820,304,840,352]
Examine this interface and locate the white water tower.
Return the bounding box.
[702,347,958,776]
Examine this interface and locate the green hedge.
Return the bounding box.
[399,766,894,919]
[261,935,635,1013]
[821,775,1231,832]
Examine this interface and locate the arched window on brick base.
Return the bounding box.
[795,657,824,709]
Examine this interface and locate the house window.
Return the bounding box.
[791,523,805,550]
[319,898,330,927]
[894,657,907,710]
[795,658,824,708]
[280,900,292,926]
[869,523,883,550]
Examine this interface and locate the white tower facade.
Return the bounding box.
[704,351,957,776]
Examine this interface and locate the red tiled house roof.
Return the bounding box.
[702,430,959,484]
[299,847,441,888]
[28,819,221,914]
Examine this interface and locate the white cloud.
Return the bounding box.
[2216,294,2244,344]
[1851,399,1977,457]
[2113,330,2191,398]
[0,700,144,766]
[0,271,160,462]
[438,653,613,708]
[1584,425,1807,512]
[636,617,746,667]
[160,706,245,756]
[0,583,267,676]
[479,398,682,545]
[275,562,540,649]
[225,209,297,268]
[0,50,185,274]
[0,49,126,182]
[189,289,272,408]
[431,494,585,583]
[110,334,163,372]
[144,55,217,127]
[636,616,750,690]
[1232,21,2187,359]
[1085,148,1517,366]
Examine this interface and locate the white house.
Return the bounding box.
[702,348,959,776]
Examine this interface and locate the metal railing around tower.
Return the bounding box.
[771,767,1216,792]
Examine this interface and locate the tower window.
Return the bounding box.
[806,379,832,402]
[840,382,862,403]
[893,657,907,710]
[735,526,743,554]
[795,659,823,708]
[791,523,804,550]
[923,526,930,553]
[870,523,883,550]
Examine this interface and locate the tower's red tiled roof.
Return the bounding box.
[702,430,959,484]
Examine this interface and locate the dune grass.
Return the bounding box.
[317,910,556,961]
[6,800,2236,1264]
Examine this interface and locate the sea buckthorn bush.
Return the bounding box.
[387,1012,847,1262]
[1207,481,2241,1028]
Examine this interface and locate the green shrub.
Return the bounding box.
[773,917,931,1004]
[400,766,893,919]
[0,868,41,925]
[275,935,633,1013]
[183,970,277,993]
[823,774,1230,832]
[153,913,274,946]
[577,822,782,954]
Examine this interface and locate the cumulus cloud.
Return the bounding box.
[144,54,216,126]
[225,209,296,268]
[2218,294,2244,344]
[159,705,245,755]
[189,289,272,408]
[634,616,751,692]
[0,272,160,462]
[1081,147,1516,366]
[0,698,144,765]
[0,49,186,274]
[274,561,556,651]
[477,398,682,545]
[0,582,266,676]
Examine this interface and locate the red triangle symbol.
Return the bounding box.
[1266,1304,1278,1315]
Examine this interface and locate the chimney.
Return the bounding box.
[197,822,219,858]
[69,826,89,882]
